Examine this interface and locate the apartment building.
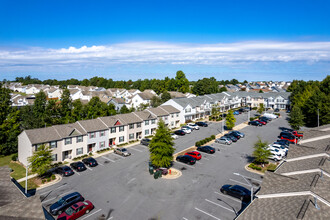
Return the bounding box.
[18,106,179,166]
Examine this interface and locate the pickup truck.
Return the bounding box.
[281,130,303,138]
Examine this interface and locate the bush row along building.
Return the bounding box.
[237,125,330,219]
[18,105,180,166]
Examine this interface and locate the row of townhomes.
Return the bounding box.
[163,91,290,123]
[18,105,180,166]
[237,125,330,219]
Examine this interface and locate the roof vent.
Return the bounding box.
[314,197,320,210]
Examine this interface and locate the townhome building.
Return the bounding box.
[130,92,156,109]
[46,88,63,99]
[133,111,158,137]
[158,105,181,129]
[98,115,127,147]
[116,113,144,142]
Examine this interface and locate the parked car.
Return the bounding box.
[227,132,241,139]
[196,146,215,154]
[182,125,193,131]
[233,111,240,115]
[171,133,179,139]
[269,148,286,157]
[176,155,196,165]
[280,134,298,144]
[286,109,291,113]
[230,130,245,138]
[82,157,98,167]
[215,137,232,145]
[224,134,238,142]
[254,120,266,125]
[274,140,290,148]
[274,108,280,112]
[187,123,200,130]
[269,152,283,162]
[181,127,192,134]
[248,121,262,126]
[185,151,202,160]
[260,116,272,122]
[140,138,151,146]
[49,192,84,215]
[269,144,288,152]
[114,147,131,156]
[174,130,185,136]
[57,200,94,220]
[70,162,87,172]
[56,166,74,177]
[156,167,169,175]
[264,113,278,119]
[195,122,208,127]
[259,118,268,124]
[287,130,304,139]
[220,185,251,201]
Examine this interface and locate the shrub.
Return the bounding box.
[42,179,46,184]
[89,152,93,156]
[11,153,18,161]
[255,167,262,170]
[51,174,56,180]
[195,141,201,147]
[47,177,51,182]
[252,107,258,110]
[211,135,216,140]
[209,116,212,121]
[58,162,63,165]
[267,163,277,172]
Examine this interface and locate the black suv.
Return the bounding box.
[224,134,238,142]
[56,166,74,177]
[248,121,262,126]
[49,192,84,215]
[195,122,208,127]
[174,130,185,136]
[70,161,87,172]
[220,185,251,201]
[140,138,151,146]
[176,155,196,165]
[82,157,98,167]
[197,146,215,154]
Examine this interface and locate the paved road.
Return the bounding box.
[38,111,290,220]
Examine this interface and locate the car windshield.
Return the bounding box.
[65,207,74,216]
[122,148,127,152]
[64,167,71,171]
[57,198,64,205]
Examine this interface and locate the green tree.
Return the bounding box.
[28,145,53,176]
[289,105,305,130]
[257,103,265,114]
[252,138,271,164]
[60,89,72,120]
[161,91,171,103]
[191,77,219,95]
[120,105,130,114]
[150,96,162,107]
[175,71,189,93]
[0,110,21,155]
[33,91,48,127]
[225,110,236,130]
[70,99,85,122]
[149,120,175,168]
[211,106,219,116]
[0,83,11,125]
[258,89,264,93]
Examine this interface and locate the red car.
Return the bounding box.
[185,151,202,160]
[255,120,266,125]
[280,135,297,144]
[57,201,94,220]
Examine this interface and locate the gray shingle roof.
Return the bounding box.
[133,111,156,120]
[77,118,108,132]
[159,105,180,113]
[137,92,155,100]
[147,107,169,116]
[276,156,330,174]
[24,127,61,145]
[286,145,329,160]
[99,115,125,127]
[111,98,126,104]
[115,113,142,124]
[52,122,86,138]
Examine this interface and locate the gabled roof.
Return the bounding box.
[24,127,61,145]
[276,156,330,174]
[134,111,157,120]
[136,92,155,100]
[115,113,142,124]
[99,116,125,127]
[159,105,180,113]
[77,118,108,132]
[110,98,126,104]
[147,107,169,117]
[52,123,86,138]
[286,145,329,160]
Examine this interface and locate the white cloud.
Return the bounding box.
[1,41,330,69]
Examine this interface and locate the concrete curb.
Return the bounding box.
[244,164,265,176]
[162,168,182,180]
[36,174,62,190]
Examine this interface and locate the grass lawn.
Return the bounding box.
[0,154,32,180]
[19,177,39,190]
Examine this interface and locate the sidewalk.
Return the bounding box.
[17,173,38,182]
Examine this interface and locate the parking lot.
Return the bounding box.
[38,111,290,220]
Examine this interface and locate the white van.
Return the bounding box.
[263,113,278,119]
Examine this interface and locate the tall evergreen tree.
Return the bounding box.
[33,91,48,127]
[60,89,72,119]
[161,91,171,103]
[226,110,236,130]
[175,71,190,93]
[0,110,21,155]
[0,83,11,125]
[120,105,130,114]
[289,105,305,130]
[149,120,175,168]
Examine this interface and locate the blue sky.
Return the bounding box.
[1,0,329,81]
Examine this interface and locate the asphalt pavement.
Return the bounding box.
[38,111,290,220]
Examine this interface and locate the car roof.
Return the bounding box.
[62,192,80,200]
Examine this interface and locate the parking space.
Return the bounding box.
[38,112,289,220]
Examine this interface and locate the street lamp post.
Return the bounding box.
[317,109,320,127]
[233,173,253,204]
[25,156,41,194]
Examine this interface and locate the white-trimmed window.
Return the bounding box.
[171,114,174,118]
[76,147,83,155]
[89,132,96,139]
[111,127,116,133]
[49,141,57,149]
[99,141,105,148]
[65,138,72,145]
[119,126,124,132]
[129,124,134,129]
[129,133,134,140]
[165,116,168,120]
[51,154,57,161]
[100,131,105,137]
[171,121,174,126]
[119,136,124,142]
[145,120,149,125]
[76,136,83,143]
[185,108,191,113]
[145,129,149,135]
[137,122,141,128]
[151,119,156,124]
[176,113,179,117]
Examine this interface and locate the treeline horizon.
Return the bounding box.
[9,71,247,95]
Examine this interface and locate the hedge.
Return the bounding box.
[195,135,217,147]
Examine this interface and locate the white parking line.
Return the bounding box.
[127,177,136,184]
[239,174,263,183]
[107,217,113,220]
[182,217,188,220]
[139,144,149,149]
[75,171,81,176]
[112,153,126,159]
[174,161,196,169]
[86,166,93,171]
[42,190,73,204]
[80,208,102,220]
[214,191,246,204]
[194,207,221,220]
[39,185,66,195]
[130,147,143,152]
[199,152,216,157]
[98,163,104,166]
[229,179,258,188]
[101,156,115,163]
[205,199,235,213]
[196,161,203,165]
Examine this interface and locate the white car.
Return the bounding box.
[181,128,191,134]
[187,123,200,130]
[269,144,288,152]
[269,148,286,157]
[263,113,278,119]
[171,133,179,139]
[269,153,283,162]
